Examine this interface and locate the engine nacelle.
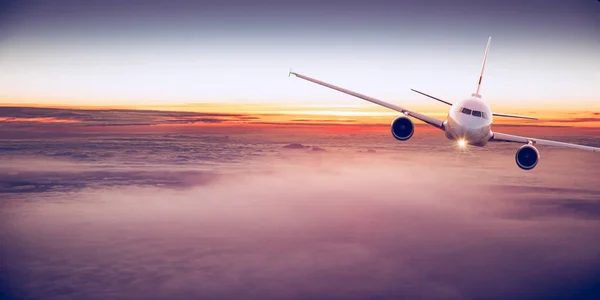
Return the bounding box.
[515,144,540,170]
[391,116,414,141]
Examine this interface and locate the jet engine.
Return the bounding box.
[515,144,539,170]
[391,116,414,141]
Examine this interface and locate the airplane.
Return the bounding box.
[289,37,599,170]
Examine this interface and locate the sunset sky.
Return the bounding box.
[0,0,598,125]
[3,2,600,299]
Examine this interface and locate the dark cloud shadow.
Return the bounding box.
[0,106,257,128]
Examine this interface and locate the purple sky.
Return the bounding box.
[0,0,598,108]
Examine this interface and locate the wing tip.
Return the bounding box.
[288,68,298,77]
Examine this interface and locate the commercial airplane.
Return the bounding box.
[289,37,599,170]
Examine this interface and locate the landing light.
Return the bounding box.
[458,139,467,148]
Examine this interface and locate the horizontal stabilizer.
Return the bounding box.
[492,113,538,120]
[410,89,453,105]
[410,89,537,120]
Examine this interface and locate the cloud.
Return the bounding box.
[2,153,600,299]
[250,121,387,127]
[1,126,600,299]
[546,117,600,123]
[0,168,220,193]
[282,143,309,149]
[237,116,261,120]
[0,116,80,124]
[290,119,357,123]
[0,106,257,128]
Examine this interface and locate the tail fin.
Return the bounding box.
[472,36,491,98]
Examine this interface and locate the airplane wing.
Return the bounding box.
[290,72,445,130]
[490,132,600,152]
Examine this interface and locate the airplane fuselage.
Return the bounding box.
[444,96,493,146]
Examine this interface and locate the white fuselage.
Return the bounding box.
[444,96,493,146]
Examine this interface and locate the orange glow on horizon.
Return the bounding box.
[0,117,80,124]
[1,102,599,128]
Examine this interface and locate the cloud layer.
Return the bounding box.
[2,125,600,300]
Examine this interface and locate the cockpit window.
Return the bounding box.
[459,107,488,119]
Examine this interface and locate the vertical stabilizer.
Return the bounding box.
[472,36,491,98]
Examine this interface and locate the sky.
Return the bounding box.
[0,0,598,116]
[2,2,600,298]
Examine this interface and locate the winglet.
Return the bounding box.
[288,68,294,77]
[472,36,491,98]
